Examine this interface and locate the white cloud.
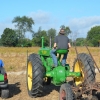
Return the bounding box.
[68,16,100,38]
[0,21,14,37]
[29,10,60,33]
[29,10,51,24]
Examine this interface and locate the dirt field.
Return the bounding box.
[6,72,59,100]
[0,47,99,100]
[0,71,98,100]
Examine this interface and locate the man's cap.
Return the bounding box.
[59,28,65,34]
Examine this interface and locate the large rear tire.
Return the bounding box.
[73,53,95,86]
[27,53,44,97]
[59,83,74,100]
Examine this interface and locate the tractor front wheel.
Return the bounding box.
[59,83,75,100]
[27,53,44,97]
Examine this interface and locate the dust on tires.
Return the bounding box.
[27,53,44,97]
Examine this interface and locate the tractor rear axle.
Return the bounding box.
[46,66,81,85]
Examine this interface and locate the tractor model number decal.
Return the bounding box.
[42,50,47,54]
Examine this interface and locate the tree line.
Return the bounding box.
[0,16,100,47]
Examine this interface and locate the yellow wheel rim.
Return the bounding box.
[74,61,84,86]
[27,61,32,90]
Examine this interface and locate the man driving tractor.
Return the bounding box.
[50,28,71,67]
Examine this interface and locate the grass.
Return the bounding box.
[0,47,99,72]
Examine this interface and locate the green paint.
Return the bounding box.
[46,66,81,85]
[56,49,69,54]
[39,47,51,56]
[0,74,4,81]
[41,56,51,72]
[41,37,44,48]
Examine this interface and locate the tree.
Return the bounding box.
[87,26,100,46]
[15,29,24,39]
[47,28,56,38]
[98,40,100,47]
[1,28,18,46]
[16,37,32,47]
[47,28,56,47]
[60,25,71,36]
[12,16,34,38]
[75,38,86,46]
[15,29,25,47]
[65,26,71,36]
[32,27,48,46]
[0,38,2,46]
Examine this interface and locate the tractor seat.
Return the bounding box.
[56,49,69,54]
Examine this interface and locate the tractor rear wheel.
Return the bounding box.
[59,83,75,100]
[73,53,95,86]
[27,53,44,97]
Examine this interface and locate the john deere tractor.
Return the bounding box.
[27,37,99,100]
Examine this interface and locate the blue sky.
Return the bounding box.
[0,0,100,39]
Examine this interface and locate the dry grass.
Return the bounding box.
[0,47,40,71]
[0,47,100,72]
[67,47,100,68]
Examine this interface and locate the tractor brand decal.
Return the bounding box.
[42,50,47,54]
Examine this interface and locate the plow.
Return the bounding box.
[26,37,100,100]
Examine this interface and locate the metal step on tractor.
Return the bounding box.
[26,37,100,100]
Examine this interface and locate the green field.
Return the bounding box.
[0,47,99,71]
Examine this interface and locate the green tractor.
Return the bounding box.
[26,37,98,100]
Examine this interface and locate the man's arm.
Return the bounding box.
[68,43,71,48]
[53,36,57,49]
[53,43,57,49]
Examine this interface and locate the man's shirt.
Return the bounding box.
[54,34,69,49]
